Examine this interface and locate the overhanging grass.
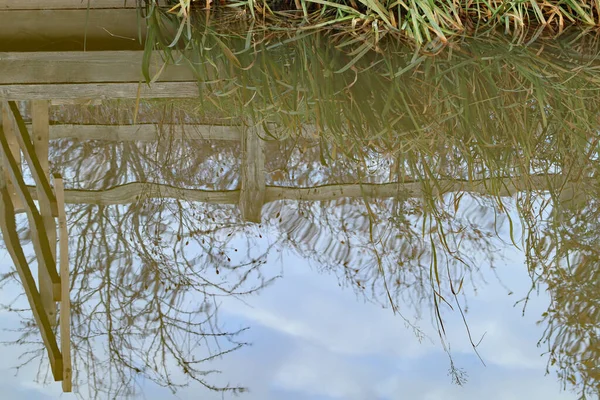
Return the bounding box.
[142,0,600,45]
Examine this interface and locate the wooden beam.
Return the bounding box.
[0,51,196,85]
[8,102,58,216]
[1,101,22,211]
[239,127,266,223]
[0,122,61,301]
[0,83,200,100]
[0,184,63,381]
[44,124,241,141]
[53,175,72,392]
[0,0,137,10]
[0,9,144,52]
[32,100,58,325]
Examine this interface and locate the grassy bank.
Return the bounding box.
[147,0,600,45]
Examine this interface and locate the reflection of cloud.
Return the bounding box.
[0,239,577,399]
[274,344,377,399]
[221,254,437,360]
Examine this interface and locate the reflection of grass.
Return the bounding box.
[145,0,600,45]
[135,12,600,395]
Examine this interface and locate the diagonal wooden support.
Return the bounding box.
[31,100,58,325]
[53,175,72,392]
[0,122,61,302]
[0,101,22,211]
[0,183,63,381]
[7,101,58,216]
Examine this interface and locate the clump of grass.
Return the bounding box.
[143,0,600,45]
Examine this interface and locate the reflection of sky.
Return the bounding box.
[0,203,579,400]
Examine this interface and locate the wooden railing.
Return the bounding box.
[0,101,71,391]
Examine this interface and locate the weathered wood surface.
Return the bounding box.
[0,51,196,84]
[239,127,266,223]
[32,100,59,324]
[53,175,72,392]
[8,102,58,216]
[42,124,241,141]
[0,118,61,302]
[0,101,22,210]
[0,83,200,100]
[0,185,63,381]
[0,9,144,51]
[0,0,137,9]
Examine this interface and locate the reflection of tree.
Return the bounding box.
[524,191,600,398]
[4,29,600,397]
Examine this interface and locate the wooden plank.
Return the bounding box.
[0,184,63,381]
[32,100,58,325]
[0,83,200,100]
[0,121,61,302]
[53,175,72,392]
[8,101,58,216]
[44,124,241,141]
[23,122,314,141]
[239,126,266,222]
[50,99,103,106]
[0,51,196,85]
[1,101,22,211]
[0,0,137,10]
[0,10,144,52]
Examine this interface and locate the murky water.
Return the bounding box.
[0,7,599,400]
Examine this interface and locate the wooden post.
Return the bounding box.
[53,175,71,392]
[239,126,266,223]
[32,100,58,325]
[0,101,22,211]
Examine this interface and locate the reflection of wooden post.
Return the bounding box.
[1,101,22,211]
[239,126,265,223]
[32,100,58,325]
[53,175,71,392]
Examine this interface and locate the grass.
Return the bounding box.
[142,0,600,45]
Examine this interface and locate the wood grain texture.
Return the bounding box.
[44,123,241,141]
[53,176,72,392]
[0,51,196,84]
[8,101,58,216]
[0,117,61,302]
[0,0,137,9]
[0,185,63,381]
[0,9,144,51]
[0,83,200,100]
[32,100,59,323]
[0,101,22,210]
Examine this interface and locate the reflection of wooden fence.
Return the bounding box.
[0,101,71,391]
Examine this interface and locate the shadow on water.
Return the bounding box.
[0,9,599,400]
